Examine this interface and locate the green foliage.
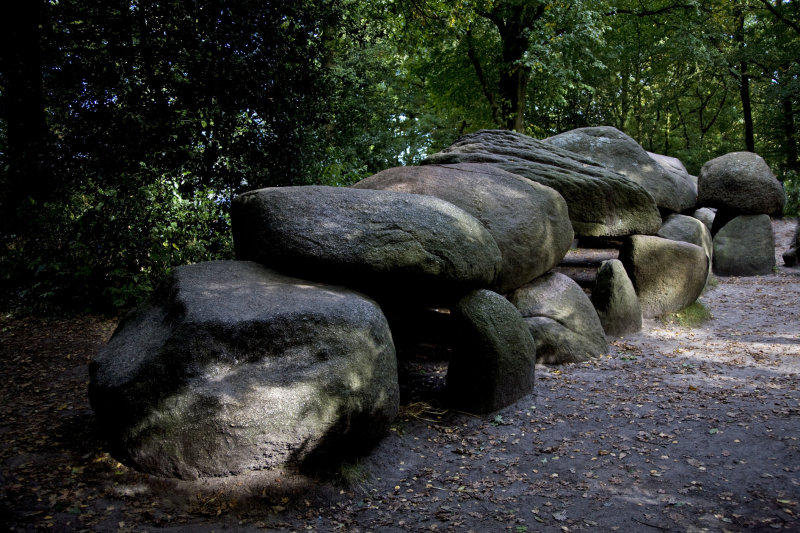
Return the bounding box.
[0,0,361,311]
[783,171,800,218]
[1,173,232,312]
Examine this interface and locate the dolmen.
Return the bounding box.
[90,128,785,479]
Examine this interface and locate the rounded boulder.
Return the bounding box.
[508,273,608,364]
[698,152,785,216]
[446,289,537,413]
[231,186,502,299]
[619,235,708,317]
[353,163,573,293]
[89,261,399,479]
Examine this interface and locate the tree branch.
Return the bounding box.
[757,0,800,36]
[465,28,501,127]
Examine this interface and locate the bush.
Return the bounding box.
[782,170,800,218]
[0,174,233,313]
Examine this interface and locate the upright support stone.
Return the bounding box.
[446,289,536,413]
[713,215,775,276]
[591,259,642,336]
[619,236,707,318]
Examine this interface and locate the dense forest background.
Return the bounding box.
[1,0,798,311]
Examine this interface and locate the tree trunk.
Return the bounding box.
[739,61,755,152]
[498,66,528,132]
[784,93,799,171]
[1,1,50,234]
[481,4,544,133]
[735,6,755,152]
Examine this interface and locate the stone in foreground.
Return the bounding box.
[545,127,696,213]
[508,273,608,364]
[353,163,573,292]
[446,289,536,413]
[424,129,662,237]
[713,215,776,276]
[89,261,399,479]
[698,152,785,216]
[619,236,708,318]
[232,185,502,300]
[591,259,643,336]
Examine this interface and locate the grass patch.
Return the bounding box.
[659,301,712,328]
[337,461,370,489]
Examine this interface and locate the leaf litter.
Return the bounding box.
[1,219,799,532]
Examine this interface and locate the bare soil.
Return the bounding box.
[2,219,799,533]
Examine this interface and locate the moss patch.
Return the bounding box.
[659,301,712,328]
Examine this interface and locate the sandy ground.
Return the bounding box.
[2,219,799,533]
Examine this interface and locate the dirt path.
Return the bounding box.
[2,220,799,533]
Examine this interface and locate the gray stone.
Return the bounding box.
[698,152,786,216]
[693,208,716,230]
[423,129,662,237]
[446,289,537,413]
[89,261,399,479]
[658,214,713,284]
[783,222,799,267]
[544,127,696,213]
[353,163,573,292]
[619,235,708,318]
[231,186,502,299]
[647,151,698,206]
[508,273,608,364]
[591,259,642,336]
[713,215,776,276]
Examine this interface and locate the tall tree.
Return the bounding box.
[397,0,605,135]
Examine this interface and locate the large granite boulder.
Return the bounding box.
[352,163,573,293]
[231,186,502,300]
[89,261,399,479]
[698,152,785,216]
[423,129,662,237]
[619,236,708,317]
[658,214,714,284]
[508,273,608,364]
[647,151,699,205]
[446,289,537,413]
[591,259,642,336]
[713,215,776,276]
[783,222,800,267]
[544,127,696,213]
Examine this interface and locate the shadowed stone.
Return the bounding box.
[508,273,608,364]
[713,215,776,276]
[89,261,399,479]
[591,259,643,336]
[783,222,799,267]
[446,289,537,413]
